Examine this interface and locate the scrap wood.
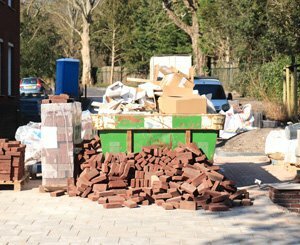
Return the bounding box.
[70,141,253,211]
[126,77,153,83]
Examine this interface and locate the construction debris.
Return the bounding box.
[0,139,26,181]
[92,66,207,115]
[69,140,252,211]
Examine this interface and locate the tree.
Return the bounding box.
[20,1,62,79]
[120,0,191,75]
[93,0,131,84]
[49,2,81,58]
[49,0,102,85]
[162,0,204,75]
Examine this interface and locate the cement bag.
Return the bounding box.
[15,122,41,165]
[81,110,97,140]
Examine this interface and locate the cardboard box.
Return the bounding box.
[160,73,194,96]
[158,95,207,114]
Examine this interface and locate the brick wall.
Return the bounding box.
[0,0,20,96]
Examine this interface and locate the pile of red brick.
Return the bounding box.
[42,94,74,104]
[69,141,252,211]
[0,139,26,181]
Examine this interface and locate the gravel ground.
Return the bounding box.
[216,128,275,154]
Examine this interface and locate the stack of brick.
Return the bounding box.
[41,100,81,188]
[70,142,252,211]
[42,94,74,104]
[0,139,26,181]
[269,184,300,213]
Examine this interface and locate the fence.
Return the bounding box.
[96,66,148,84]
[210,67,240,91]
[95,65,243,91]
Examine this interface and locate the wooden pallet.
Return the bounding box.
[0,173,30,191]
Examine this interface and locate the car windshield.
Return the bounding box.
[22,78,37,84]
[194,84,226,100]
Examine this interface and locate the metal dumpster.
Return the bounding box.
[91,114,225,160]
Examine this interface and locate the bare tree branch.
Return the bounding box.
[162,0,192,35]
[50,10,81,36]
[91,0,103,12]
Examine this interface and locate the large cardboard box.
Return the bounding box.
[158,95,207,114]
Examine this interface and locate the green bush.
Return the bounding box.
[236,56,292,103]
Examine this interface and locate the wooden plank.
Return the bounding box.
[185,130,191,144]
[127,130,133,153]
[126,77,152,83]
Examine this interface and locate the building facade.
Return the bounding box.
[0,0,20,96]
[0,0,20,138]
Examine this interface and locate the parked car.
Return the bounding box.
[20,77,52,96]
[193,77,232,112]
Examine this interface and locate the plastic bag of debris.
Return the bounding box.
[81,110,97,140]
[219,104,255,139]
[15,122,41,166]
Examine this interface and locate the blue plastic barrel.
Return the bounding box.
[55,58,80,97]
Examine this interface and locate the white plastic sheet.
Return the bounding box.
[15,122,41,166]
[265,129,297,163]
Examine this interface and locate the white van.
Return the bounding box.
[193,77,232,112]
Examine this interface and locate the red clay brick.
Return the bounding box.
[103,203,123,209]
[179,201,197,210]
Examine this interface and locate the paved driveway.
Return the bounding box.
[0,179,299,245]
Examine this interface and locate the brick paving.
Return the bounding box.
[0,178,299,244]
[0,159,300,244]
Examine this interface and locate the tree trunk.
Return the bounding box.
[191,10,204,76]
[80,18,92,86]
[110,28,116,85]
[191,33,204,76]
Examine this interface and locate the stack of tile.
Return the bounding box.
[41,101,81,188]
[70,143,253,211]
[0,139,26,181]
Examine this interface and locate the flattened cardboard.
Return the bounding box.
[160,73,194,96]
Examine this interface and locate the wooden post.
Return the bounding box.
[126,130,132,153]
[283,68,287,106]
[185,130,191,144]
[292,64,298,116]
[286,66,291,117]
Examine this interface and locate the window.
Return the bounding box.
[8,43,14,96]
[0,39,3,95]
[8,0,13,8]
[193,84,227,100]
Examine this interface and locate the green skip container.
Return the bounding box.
[91,114,225,161]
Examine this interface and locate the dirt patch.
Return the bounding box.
[216,128,274,153]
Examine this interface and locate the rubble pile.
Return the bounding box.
[0,139,26,181]
[68,139,252,211]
